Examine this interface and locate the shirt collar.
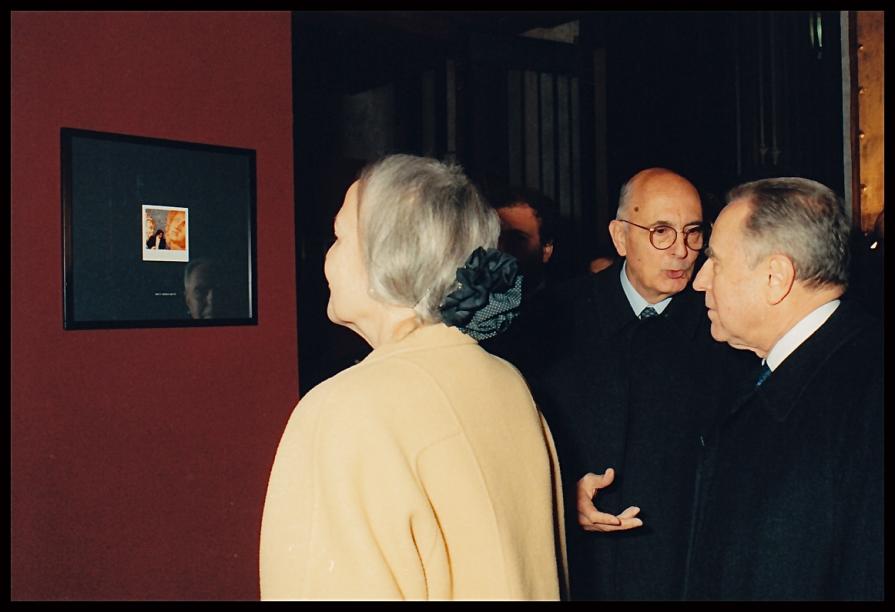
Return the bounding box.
[765,300,840,371]
[620,260,672,316]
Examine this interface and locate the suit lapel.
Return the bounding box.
[591,261,639,340]
[726,302,870,423]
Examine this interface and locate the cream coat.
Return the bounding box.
[260,324,567,600]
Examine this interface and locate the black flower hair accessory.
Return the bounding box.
[440,247,523,340]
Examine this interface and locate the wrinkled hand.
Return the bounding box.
[577,468,643,532]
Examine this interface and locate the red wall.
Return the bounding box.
[11,12,298,600]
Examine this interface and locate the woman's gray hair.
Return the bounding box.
[727,177,850,289]
[356,154,499,323]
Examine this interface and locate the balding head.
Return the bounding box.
[609,168,704,303]
[617,168,700,220]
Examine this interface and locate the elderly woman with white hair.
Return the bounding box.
[259,154,567,600]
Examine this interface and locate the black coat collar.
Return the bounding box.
[728,300,872,422]
[589,260,640,339]
[658,283,706,342]
[590,259,705,341]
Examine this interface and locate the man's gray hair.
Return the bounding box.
[357,154,499,323]
[728,177,850,289]
[615,175,636,219]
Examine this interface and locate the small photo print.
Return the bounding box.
[142,204,189,262]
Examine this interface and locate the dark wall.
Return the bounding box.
[11,12,296,600]
[601,12,739,208]
[290,11,847,393]
[599,11,844,220]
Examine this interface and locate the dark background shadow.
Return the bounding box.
[292,10,846,394]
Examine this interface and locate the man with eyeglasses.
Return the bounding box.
[607,169,708,312]
[532,167,752,600]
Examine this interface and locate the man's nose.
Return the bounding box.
[693,261,710,291]
[670,231,689,257]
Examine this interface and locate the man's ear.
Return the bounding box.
[766,253,796,305]
[608,220,627,257]
[541,240,555,264]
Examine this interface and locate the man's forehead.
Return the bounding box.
[630,200,703,224]
[706,207,743,255]
[629,190,701,221]
[499,203,537,220]
[714,198,750,233]
[498,205,540,232]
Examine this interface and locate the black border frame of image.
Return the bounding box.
[61,127,258,329]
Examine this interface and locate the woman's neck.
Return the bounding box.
[355,305,425,349]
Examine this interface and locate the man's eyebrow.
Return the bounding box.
[704,246,715,258]
[650,219,703,227]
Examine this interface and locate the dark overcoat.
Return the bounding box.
[686,300,884,600]
[531,261,751,600]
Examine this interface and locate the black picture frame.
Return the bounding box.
[61,128,258,329]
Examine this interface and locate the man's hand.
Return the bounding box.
[577,468,643,532]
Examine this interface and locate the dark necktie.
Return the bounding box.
[639,306,658,319]
[755,363,772,387]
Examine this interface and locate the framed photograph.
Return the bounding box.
[61,128,257,329]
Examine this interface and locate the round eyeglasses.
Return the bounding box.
[617,219,707,251]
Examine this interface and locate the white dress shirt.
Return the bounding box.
[764,300,840,371]
[619,261,672,317]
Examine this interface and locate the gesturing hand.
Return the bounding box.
[576,468,643,532]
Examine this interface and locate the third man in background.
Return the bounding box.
[481,185,560,377]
